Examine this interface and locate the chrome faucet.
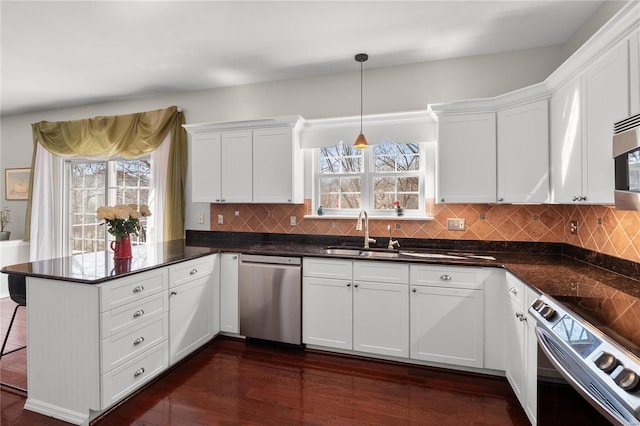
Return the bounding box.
[387,225,399,250]
[356,210,376,249]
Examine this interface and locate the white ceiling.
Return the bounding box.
[1,0,607,116]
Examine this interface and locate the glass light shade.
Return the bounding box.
[354,133,369,149]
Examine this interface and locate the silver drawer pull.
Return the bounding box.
[133,367,145,377]
[133,336,145,345]
[509,287,518,295]
[189,268,198,275]
[440,274,452,281]
[133,285,144,293]
[133,309,144,318]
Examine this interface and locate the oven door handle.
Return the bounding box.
[536,327,634,426]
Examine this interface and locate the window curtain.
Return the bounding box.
[26,106,187,259]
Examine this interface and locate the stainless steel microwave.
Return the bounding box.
[613,113,640,210]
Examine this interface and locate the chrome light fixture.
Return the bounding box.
[354,53,369,149]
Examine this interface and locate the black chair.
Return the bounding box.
[1,274,27,393]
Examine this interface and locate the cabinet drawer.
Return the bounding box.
[169,256,213,288]
[100,269,168,312]
[303,258,352,279]
[101,312,168,373]
[101,291,168,338]
[101,340,168,410]
[505,272,525,306]
[354,261,408,284]
[410,265,483,289]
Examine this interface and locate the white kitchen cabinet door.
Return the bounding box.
[631,31,640,116]
[353,280,409,358]
[190,132,222,202]
[550,76,583,203]
[220,253,239,334]
[437,113,496,203]
[302,276,352,350]
[252,127,303,203]
[504,274,526,407]
[169,275,213,365]
[221,131,253,203]
[410,285,484,367]
[524,286,539,425]
[497,99,549,203]
[211,253,221,335]
[582,42,629,204]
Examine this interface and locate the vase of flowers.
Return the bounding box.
[0,208,10,241]
[97,204,152,259]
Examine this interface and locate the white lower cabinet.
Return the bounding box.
[220,253,239,334]
[169,255,216,365]
[504,272,539,425]
[409,264,485,368]
[302,258,409,358]
[169,277,213,365]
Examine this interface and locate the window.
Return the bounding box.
[65,158,151,255]
[316,140,425,216]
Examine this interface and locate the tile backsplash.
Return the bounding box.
[210,201,640,263]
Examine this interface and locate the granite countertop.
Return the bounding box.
[3,233,639,351]
[0,239,217,284]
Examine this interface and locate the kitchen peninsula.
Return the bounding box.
[3,234,640,425]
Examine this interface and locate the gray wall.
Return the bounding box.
[0,44,573,240]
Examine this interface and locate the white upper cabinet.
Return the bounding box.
[551,42,629,204]
[550,76,583,204]
[221,131,253,203]
[190,133,221,203]
[184,116,304,204]
[497,99,549,203]
[252,127,303,203]
[436,112,496,203]
[631,30,640,115]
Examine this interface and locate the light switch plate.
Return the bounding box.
[447,218,465,231]
[217,214,223,225]
[290,216,296,226]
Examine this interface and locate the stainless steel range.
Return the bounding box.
[529,294,640,425]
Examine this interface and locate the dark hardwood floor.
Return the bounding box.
[1,296,529,425]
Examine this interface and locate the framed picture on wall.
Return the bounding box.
[5,168,30,200]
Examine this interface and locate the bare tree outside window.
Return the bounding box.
[319,142,363,209]
[67,159,151,255]
[317,140,423,214]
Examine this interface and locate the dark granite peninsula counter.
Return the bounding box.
[1,239,217,283]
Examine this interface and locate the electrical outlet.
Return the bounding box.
[290,216,297,226]
[198,213,205,224]
[217,214,223,225]
[447,218,466,231]
[570,220,578,235]
[235,210,240,217]
[267,210,273,217]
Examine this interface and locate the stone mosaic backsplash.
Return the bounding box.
[209,201,640,263]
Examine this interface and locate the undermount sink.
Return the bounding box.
[322,247,496,261]
[358,250,402,258]
[323,248,402,258]
[399,251,466,260]
[323,248,362,256]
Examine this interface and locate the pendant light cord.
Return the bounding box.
[360,59,363,134]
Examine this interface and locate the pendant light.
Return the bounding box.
[354,53,369,149]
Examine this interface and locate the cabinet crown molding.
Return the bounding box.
[183,115,303,134]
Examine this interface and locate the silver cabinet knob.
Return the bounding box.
[509,287,518,295]
[232,255,238,260]
[133,309,144,318]
[189,268,198,275]
[133,367,145,377]
[346,282,351,287]
[133,336,145,345]
[132,285,144,293]
[412,288,417,293]
[354,283,359,288]
[170,291,177,296]
[440,274,452,281]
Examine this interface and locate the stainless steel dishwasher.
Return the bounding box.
[238,254,302,345]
